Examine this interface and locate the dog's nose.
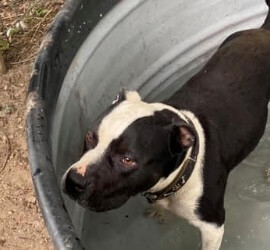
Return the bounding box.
[62,168,87,198]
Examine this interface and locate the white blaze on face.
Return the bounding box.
[78,92,156,169]
[64,90,187,177]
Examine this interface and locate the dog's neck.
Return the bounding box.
[143,109,204,202]
[147,147,193,193]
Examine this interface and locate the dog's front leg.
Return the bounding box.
[197,222,224,250]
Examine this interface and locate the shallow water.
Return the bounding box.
[81,112,270,250]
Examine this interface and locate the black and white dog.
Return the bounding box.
[62,1,270,249]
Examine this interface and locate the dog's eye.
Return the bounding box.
[84,131,98,152]
[121,157,137,167]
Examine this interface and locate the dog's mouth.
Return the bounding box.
[73,193,130,212]
[62,169,133,212]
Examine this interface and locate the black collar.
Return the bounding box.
[142,116,199,203]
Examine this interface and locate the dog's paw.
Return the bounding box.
[144,205,166,224]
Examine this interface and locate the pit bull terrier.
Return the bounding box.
[62,1,270,249]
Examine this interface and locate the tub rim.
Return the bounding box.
[26,0,85,248]
[26,0,121,249]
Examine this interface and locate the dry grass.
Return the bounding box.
[0,0,63,65]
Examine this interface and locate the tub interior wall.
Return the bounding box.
[50,0,269,249]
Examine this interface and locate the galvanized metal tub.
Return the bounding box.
[26,0,270,249]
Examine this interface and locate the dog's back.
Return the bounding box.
[166,11,270,173]
[215,28,270,102]
[162,3,270,239]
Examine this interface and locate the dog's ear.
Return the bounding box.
[112,89,141,104]
[170,124,195,154]
[178,125,195,148]
[124,90,141,101]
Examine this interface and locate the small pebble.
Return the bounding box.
[15,21,28,31]
[25,195,36,204]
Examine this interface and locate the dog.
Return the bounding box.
[62,1,270,249]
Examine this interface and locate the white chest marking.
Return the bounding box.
[151,110,205,222]
[150,111,224,250]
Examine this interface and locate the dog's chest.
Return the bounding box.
[157,158,204,224]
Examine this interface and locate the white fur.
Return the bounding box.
[125,90,141,101]
[198,223,224,250]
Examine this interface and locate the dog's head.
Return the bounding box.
[62,90,195,212]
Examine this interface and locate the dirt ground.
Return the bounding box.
[0,1,64,249]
